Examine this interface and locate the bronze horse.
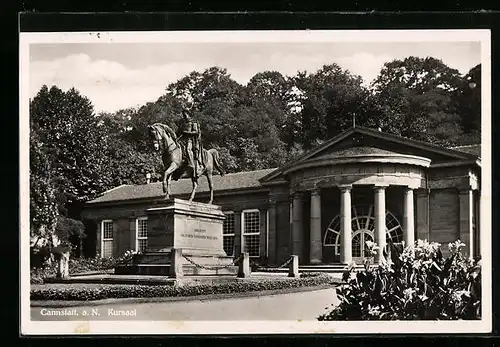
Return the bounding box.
[147,123,225,204]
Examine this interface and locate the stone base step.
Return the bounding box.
[115,264,239,276]
[131,252,236,266]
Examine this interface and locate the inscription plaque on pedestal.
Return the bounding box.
[146,199,227,256]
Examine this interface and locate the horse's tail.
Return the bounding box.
[208,148,225,177]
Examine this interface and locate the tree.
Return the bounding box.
[457,64,481,139]
[371,57,467,146]
[30,86,113,205]
[30,123,58,246]
[30,85,114,253]
[290,64,371,150]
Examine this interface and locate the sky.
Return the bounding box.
[29,41,481,114]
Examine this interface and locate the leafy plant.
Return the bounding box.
[318,239,481,320]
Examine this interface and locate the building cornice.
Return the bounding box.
[284,154,431,175]
[429,159,481,169]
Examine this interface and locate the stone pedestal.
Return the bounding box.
[147,199,227,256]
[115,199,238,276]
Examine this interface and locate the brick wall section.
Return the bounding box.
[96,221,101,257]
[275,201,291,265]
[267,200,277,264]
[416,189,430,241]
[259,209,267,259]
[429,188,459,257]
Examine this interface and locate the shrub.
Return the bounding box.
[318,239,481,321]
[30,250,138,284]
[31,274,337,301]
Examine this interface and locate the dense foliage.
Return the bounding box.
[29,58,481,253]
[31,273,336,301]
[317,240,481,321]
[30,250,139,284]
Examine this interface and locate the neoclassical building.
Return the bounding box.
[82,126,482,266]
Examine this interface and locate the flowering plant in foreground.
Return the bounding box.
[317,239,481,320]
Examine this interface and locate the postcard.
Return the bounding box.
[20,27,492,335]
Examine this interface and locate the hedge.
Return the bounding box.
[31,273,338,301]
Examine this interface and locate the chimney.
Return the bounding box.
[146,173,151,184]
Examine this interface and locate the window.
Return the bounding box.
[101,220,113,258]
[136,217,148,252]
[223,212,235,256]
[242,209,260,257]
[323,205,403,257]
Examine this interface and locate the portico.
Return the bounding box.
[254,127,482,265]
[290,181,422,265]
[281,140,432,264]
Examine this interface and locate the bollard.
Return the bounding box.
[169,248,184,278]
[238,252,250,278]
[288,255,299,278]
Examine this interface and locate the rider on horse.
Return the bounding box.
[176,100,203,181]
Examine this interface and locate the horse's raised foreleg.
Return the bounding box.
[206,173,214,205]
[162,162,178,199]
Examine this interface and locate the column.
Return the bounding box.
[374,185,387,264]
[459,188,474,258]
[339,185,352,264]
[403,187,415,248]
[309,188,322,264]
[416,189,430,241]
[267,198,278,265]
[292,192,304,262]
[233,210,243,257]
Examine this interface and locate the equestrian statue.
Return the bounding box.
[147,101,225,204]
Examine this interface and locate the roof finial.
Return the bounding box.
[352,113,356,129]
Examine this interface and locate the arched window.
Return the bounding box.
[323,205,403,256]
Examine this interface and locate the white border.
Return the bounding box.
[20,29,492,335]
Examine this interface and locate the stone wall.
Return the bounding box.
[429,188,460,257]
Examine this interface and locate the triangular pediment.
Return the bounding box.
[260,126,480,184]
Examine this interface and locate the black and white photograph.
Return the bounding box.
[20,29,492,335]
